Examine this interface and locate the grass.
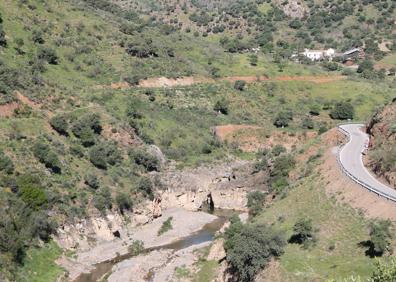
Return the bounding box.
[158,216,173,236]
[17,241,64,282]
[194,260,219,282]
[254,169,377,281]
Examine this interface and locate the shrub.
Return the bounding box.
[330,102,354,120]
[224,220,286,282]
[32,141,61,173]
[214,98,229,115]
[272,145,286,156]
[301,117,314,129]
[19,184,47,210]
[0,23,6,47]
[247,191,266,217]
[128,240,145,256]
[273,111,293,127]
[50,114,68,135]
[248,54,258,66]
[116,192,133,214]
[290,218,316,247]
[93,187,112,214]
[371,258,396,281]
[84,173,100,189]
[158,217,173,236]
[37,47,58,65]
[72,113,102,144]
[129,148,160,172]
[234,80,246,91]
[30,211,57,242]
[368,220,393,256]
[0,150,14,174]
[357,59,374,73]
[89,142,122,169]
[137,177,154,200]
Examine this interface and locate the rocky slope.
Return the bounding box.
[366,99,396,188]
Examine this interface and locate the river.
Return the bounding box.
[74,209,237,282]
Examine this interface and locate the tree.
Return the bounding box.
[214,98,229,115]
[50,115,68,135]
[0,150,14,174]
[247,191,266,217]
[224,221,286,282]
[330,102,354,120]
[234,80,246,91]
[290,218,315,247]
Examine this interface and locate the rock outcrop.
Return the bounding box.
[158,161,267,211]
[366,99,396,188]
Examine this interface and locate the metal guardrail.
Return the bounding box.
[337,125,396,202]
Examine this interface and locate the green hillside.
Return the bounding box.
[0,0,395,280]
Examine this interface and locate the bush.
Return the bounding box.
[273,111,293,127]
[234,80,246,91]
[128,240,145,256]
[50,115,68,135]
[330,102,354,120]
[30,211,57,242]
[0,23,6,47]
[368,220,393,256]
[272,145,286,156]
[129,148,160,172]
[371,258,396,281]
[214,98,229,115]
[32,141,61,173]
[357,59,374,73]
[37,47,58,65]
[158,216,173,236]
[93,187,112,214]
[301,117,314,129]
[116,192,133,214]
[0,150,14,174]
[84,173,100,189]
[89,142,122,169]
[72,113,102,146]
[137,177,154,200]
[19,184,47,210]
[247,191,266,217]
[290,218,316,247]
[224,220,286,282]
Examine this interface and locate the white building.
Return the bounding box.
[302,48,335,61]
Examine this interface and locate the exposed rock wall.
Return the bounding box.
[158,160,267,211]
[366,99,396,188]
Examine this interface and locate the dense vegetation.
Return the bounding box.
[0,0,394,280]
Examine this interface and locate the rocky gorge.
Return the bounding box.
[55,160,264,281]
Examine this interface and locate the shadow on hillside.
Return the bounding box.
[358,240,383,258]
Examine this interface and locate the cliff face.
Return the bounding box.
[366,99,396,188]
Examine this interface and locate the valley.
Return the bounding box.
[0,0,395,281]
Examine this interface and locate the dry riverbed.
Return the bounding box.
[58,208,218,281]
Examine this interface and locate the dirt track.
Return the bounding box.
[137,75,346,88]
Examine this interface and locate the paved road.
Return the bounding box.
[339,124,396,201]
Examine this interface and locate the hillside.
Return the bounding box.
[0,0,395,281]
[367,99,396,188]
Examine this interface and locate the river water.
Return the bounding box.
[74,209,237,282]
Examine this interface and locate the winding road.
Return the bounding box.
[338,124,396,202]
